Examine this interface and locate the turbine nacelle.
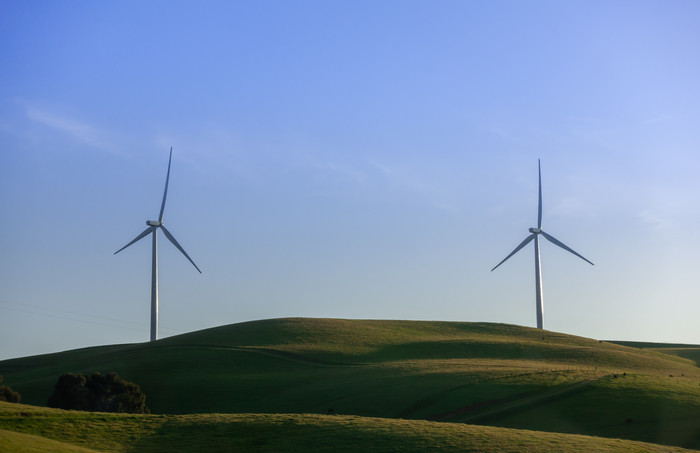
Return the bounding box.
[146,220,162,227]
[528,227,542,234]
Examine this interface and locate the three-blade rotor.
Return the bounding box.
[114,147,201,273]
[491,159,593,271]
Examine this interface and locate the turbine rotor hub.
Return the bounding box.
[529,227,541,234]
[146,220,162,227]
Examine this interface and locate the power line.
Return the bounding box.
[0,298,180,334]
[1,304,145,332]
[0,298,144,326]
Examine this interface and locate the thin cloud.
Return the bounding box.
[633,184,700,232]
[302,153,368,185]
[643,115,673,124]
[367,159,462,213]
[636,209,672,230]
[23,105,121,155]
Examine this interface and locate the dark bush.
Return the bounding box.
[47,373,91,410]
[0,375,21,403]
[47,372,148,413]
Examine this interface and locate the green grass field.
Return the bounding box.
[2,318,700,451]
[2,401,698,452]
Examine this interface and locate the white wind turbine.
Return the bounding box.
[491,159,593,329]
[115,147,201,341]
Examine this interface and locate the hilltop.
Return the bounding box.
[1,318,700,449]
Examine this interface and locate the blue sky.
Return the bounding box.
[2,1,700,360]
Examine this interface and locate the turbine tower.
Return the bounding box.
[491,159,593,330]
[115,147,201,341]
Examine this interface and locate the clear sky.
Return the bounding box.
[2,0,700,360]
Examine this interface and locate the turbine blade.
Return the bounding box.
[491,234,536,271]
[158,147,173,223]
[114,227,156,254]
[160,225,202,273]
[540,231,594,265]
[537,159,542,229]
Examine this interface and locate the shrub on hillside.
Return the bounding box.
[0,375,21,403]
[47,372,148,413]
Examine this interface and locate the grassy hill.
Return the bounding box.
[2,401,699,453]
[2,318,700,449]
[610,340,700,368]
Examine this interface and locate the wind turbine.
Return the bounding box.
[115,147,201,341]
[491,159,593,330]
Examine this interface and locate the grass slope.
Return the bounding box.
[1,401,698,453]
[0,429,100,453]
[2,318,700,449]
[609,340,700,368]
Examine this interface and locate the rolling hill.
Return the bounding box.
[2,401,699,453]
[1,318,700,450]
